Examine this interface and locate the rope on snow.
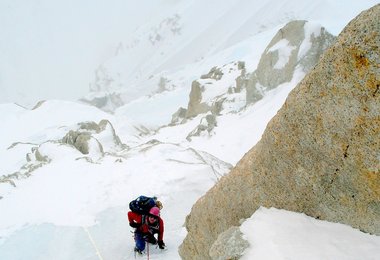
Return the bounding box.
[83,226,105,260]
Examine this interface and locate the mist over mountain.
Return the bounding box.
[0,0,377,107]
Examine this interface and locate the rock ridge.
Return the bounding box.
[179,4,380,259]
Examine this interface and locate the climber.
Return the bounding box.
[128,206,166,254]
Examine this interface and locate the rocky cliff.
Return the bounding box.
[179,4,380,259]
[246,20,335,104]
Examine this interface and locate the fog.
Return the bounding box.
[0,0,167,107]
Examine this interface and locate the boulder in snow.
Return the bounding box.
[209,226,249,260]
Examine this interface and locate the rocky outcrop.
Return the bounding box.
[170,107,187,125]
[185,62,246,119]
[1,143,54,188]
[62,130,101,155]
[62,119,126,155]
[186,113,217,141]
[200,66,224,80]
[183,21,335,121]
[0,119,126,191]
[246,20,335,104]
[209,226,249,260]
[179,5,380,259]
[80,92,124,113]
[186,80,211,118]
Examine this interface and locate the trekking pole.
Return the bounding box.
[147,241,150,260]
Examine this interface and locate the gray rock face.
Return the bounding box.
[246,20,335,104]
[209,226,249,260]
[170,107,187,125]
[200,66,224,80]
[62,119,126,155]
[80,93,124,113]
[186,114,217,141]
[185,62,246,119]
[179,5,380,260]
[186,80,211,118]
[62,130,98,155]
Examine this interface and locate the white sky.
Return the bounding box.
[0,0,165,105]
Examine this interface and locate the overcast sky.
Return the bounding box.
[0,0,171,106]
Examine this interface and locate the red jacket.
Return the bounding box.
[128,211,164,241]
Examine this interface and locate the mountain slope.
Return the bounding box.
[84,0,379,111]
[179,4,380,259]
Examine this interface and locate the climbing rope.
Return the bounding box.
[145,241,149,260]
[83,226,105,260]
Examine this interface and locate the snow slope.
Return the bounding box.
[1,1,380,260]
[2,86,380,260]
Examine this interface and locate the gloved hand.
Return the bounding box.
[129,222,141,228]
[144,234,157,245]
[158,240,166,249]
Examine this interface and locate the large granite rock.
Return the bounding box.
[209,226,249,260]
[179,4,380,259]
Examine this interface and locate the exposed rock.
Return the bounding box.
[78,121,100,132]
[35,148,50,162]
[186,62,246,118]
[186,148,233,180]
[200,66,224,80]
[148,14,182,45]
[209,226,249,260]
[0,178,16,188]
[81,64,125,111]
[80,92,124,112]
[1,144,52,188]
[186,80,211,118]
[98,119,124,147]
[62,130,96,155]
[1,120,126,194]
[157,77,169,93]
[31,100,46,110]
[186,114,217,141]
[61,119,126,155]
[26,153,32,162]
[246,20,335,105]
[170,107,187,125]
[7,142,37,150]
[237,61,245,71]
[90,65,114,92]
[235,62,247,93]
[179,5,380,259]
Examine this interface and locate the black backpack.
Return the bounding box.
[129,195,157,215]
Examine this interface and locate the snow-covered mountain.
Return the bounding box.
[82,0,378,112]
[1,1,380,259]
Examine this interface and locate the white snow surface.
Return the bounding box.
[268,39,296,69]
[1,1,380,260]
[298,21,323,61]
[241,207,380,260]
